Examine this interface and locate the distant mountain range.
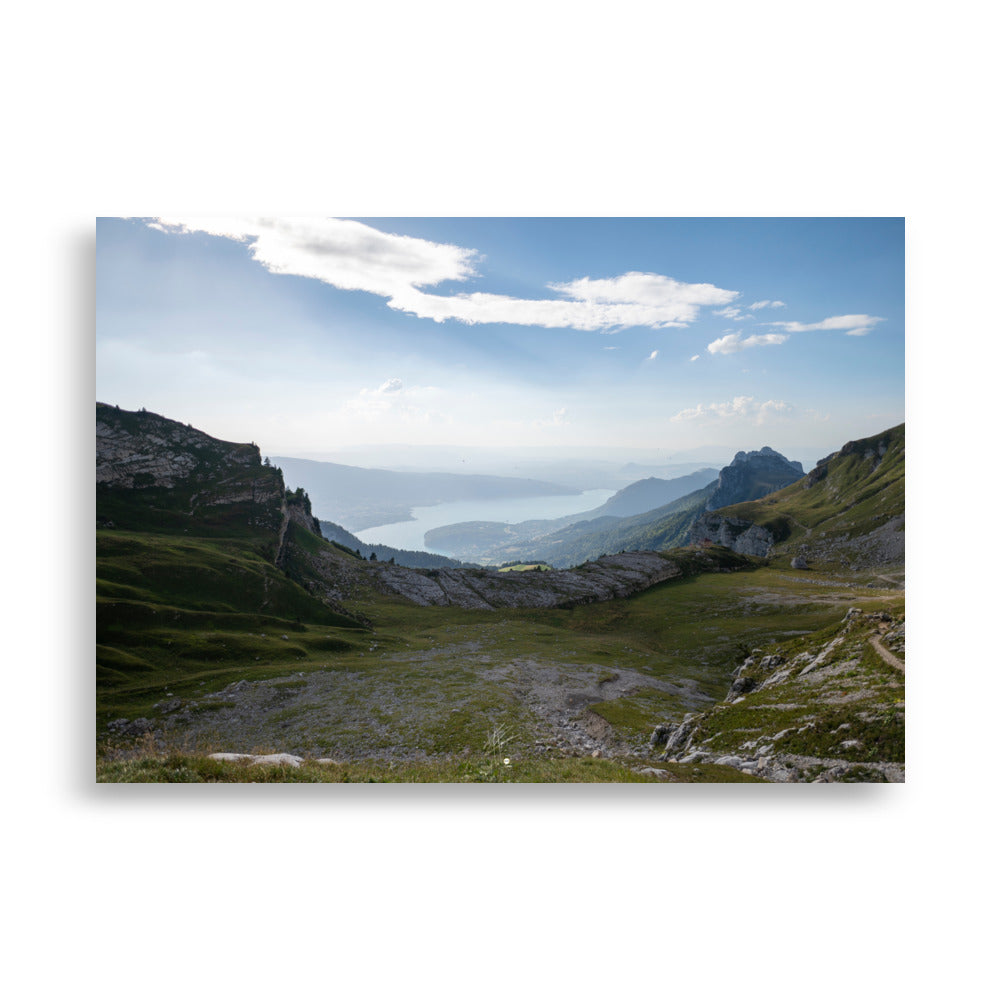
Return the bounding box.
[272,455,580,531]
[426,449,807,567]
[586,468,720,518]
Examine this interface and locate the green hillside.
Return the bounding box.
[508,484,715,567]
[96,405,372,721]
[704,424,905,570]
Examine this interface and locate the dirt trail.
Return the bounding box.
[869,635,905,673]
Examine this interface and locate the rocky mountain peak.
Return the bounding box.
[705,446,804,512]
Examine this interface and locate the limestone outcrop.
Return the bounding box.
[688,512,775,556]
[649,609,906,782]
[705,446,804,511]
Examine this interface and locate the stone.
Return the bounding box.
[650,723,672,746]
[252,753,303,767]
[209,752,303,767]
[106,717,154,737]
[791,556,809,570]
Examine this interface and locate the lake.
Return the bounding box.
[355,488,616,554]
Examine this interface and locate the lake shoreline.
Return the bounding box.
[355,488,616,555]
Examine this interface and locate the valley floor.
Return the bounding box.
[98,565,904,782]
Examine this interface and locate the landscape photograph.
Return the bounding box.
[95,215,905,783]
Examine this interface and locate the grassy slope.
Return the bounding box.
[96,527,371,717]
[489,484,715,568]
[712,424,905,564]
[100,557,900,768]
[96,754,765,783]
[97,405,373,721]
[667,606,906,781]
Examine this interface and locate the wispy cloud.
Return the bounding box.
[671,395,793,424]
[342,380,446,426]
[645,349,659,361]
[690,354,700,362]
[768,313,884,337]
[707,332,789,354]
[713,305,751,321]
[748,300,786,310]
[149,216,738,332]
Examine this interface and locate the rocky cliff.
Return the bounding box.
[689,512,775,556]
[291,542,749,612]
[705,446,804,511]
[688,424,904,572]
[649,607,905,782]
[96,403,288,535]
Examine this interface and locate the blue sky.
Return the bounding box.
[97,217,903,467]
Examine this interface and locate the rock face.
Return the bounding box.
[304,547,694,611]
[688,513,775,556]
[705,446,804,512]
[97,404,263,489]
[96,403,294,538]
[649,609,906,783]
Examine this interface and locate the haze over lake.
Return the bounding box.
[356,489,616,554]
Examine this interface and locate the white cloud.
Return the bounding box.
[151,216,478,297]
[768,313,884,337]
[707,332,788,354]
[149,217,738,332]
[645,349,659,361]
[690,354,700,362]
[713,306,750,321]
[671,395,793,424]
[749,299,786,310]
[378,377,404,393]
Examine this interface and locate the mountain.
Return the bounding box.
[431,484,716,568]
[705,446,805,511]
[585,468,720,518]
[435,446,805,568]
[271,454,580,531]
[418,467,719,564]
[691,424,904,571]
